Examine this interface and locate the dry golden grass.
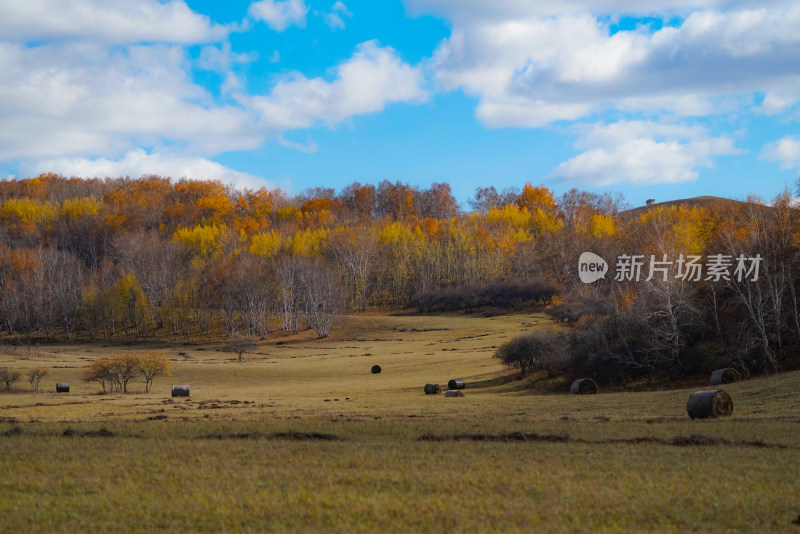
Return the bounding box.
[1,312,799,532]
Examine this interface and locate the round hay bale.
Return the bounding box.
[371,365,382,374]
[171,385,190,397]
[56,382,69,393]
[447,378,465,390]
[687,389,733,419]
[444,390,464,398]
[570,378,598,395]
[709,368,740,385]
[424,383,441,395]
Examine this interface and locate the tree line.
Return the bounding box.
[1,173,799,383]
[0,174,578,342]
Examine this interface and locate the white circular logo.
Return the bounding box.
[578,252,608,283]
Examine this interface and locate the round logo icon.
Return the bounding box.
[578,252,608,283]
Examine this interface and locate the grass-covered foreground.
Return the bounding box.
[1,313,799,532]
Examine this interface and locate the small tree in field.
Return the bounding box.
[0,368,21,392]
[139,352,171,393]
[81,355,141,393]
[81,358,115,393]
[109,355,140,393]
[224,335,256,361]
[27,367,49,391]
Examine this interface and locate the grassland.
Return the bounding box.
[1,313,799,533]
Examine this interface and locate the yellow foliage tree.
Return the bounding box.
[173,223,227,257]
[59,197,101,221]
[107,272,150,337]
[138,351,171,393]
[531,207,563,236]
[1,198,55,225]
[518,183,557,213]
[249,230,283,257]
[196,194,234,221]
[289,227,328,256]
[590,213,617,238]
[638,205,709,255]
[486,204,533,233]
[276,206,299,220]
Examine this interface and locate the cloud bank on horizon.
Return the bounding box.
[0,0,798,203]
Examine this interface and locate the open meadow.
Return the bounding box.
[1,313,799,533]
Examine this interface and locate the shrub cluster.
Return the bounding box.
[497,290,709,387]
[494,330,566,377]
[545,297,611,323]
[411,279,558,313]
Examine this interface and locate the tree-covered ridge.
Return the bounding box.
[1,173,798,383]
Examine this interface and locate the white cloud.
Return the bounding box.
[0,1,429,188]
[324,13,345,30]
[0,29,427,187]
[550,121,740,186]
[277,134,318,154]
[0,0,227,44]
[0,0,429,189]
[198,42,258,72]
[247,40,428,131]
[249,0,308,32]
[756,90,800,115]
[197,42,258,95]
[324,1,352,30]
[760,136,800,170]
[0,42,262,161]
[20,149,268,190]
[421,1,800,127]
[332,1,352,15]
[406,0,793,20]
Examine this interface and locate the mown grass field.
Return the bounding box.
[1,313,799,533]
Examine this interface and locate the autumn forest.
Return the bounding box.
[1,173,798,385]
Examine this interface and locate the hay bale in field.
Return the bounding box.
[171,385,190,397]
[371,365,382,374]
[444,390,464,398]
[709,368,740,385]
[424,383,441,395]
[687,389,733,419]
[447,378,465,390]
[570,378,598,395]
[56,382,69,393]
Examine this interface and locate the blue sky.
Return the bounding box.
[1,0,800,208]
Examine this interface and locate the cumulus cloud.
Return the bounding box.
[550,121,740,186]
[0,0,228,44]
[760,136,800,170]
[0,3,427,189]
[0,42,262,161]
[20,149,268,190]
[246,40,428,131]
[249,0,308,31]
[406,0,793,20]
[418,1,800,127]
